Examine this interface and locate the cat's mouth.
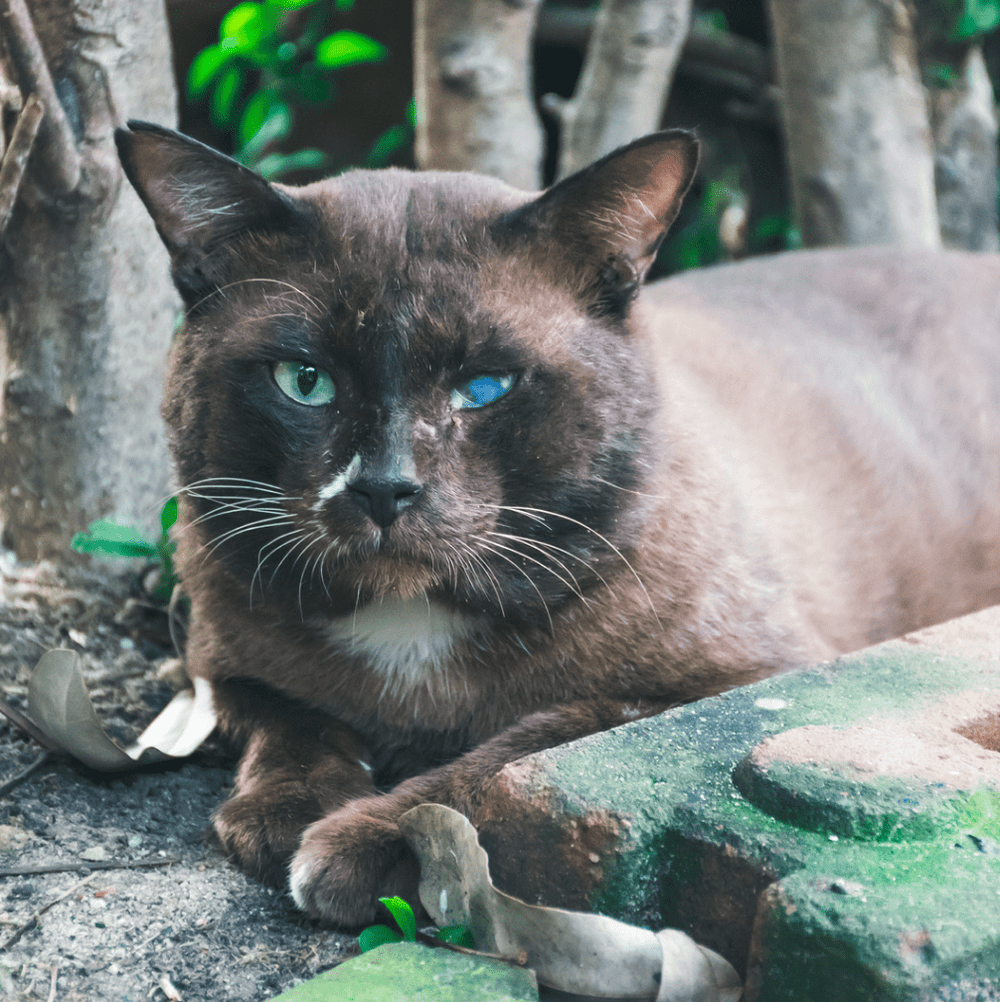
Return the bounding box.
[340,554,440,603]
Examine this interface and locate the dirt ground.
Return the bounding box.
[0,552,357,1002]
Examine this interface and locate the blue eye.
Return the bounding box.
[450,374,516,410]
[273,361,336,406]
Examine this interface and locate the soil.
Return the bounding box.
[0,552,357,1002]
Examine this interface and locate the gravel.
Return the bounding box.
[0,553,356,1002]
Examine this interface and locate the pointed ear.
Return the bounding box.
[504,130,699,316]
[114,120,308,304]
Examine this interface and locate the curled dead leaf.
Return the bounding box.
[25,649,216,771]
[398,804,742,1002]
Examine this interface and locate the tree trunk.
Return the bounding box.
[413,0,544,189]
[767,0,940,249]
[930,46,999,252]
[549,0,692,181]
[0,0,178,563]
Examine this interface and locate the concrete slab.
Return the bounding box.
[471,605,1000,1002]
[269,942,539,1001]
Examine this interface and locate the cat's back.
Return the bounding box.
[635,245,1000,644]
[639,245,1000,452]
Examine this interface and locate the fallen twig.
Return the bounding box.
[46,964,57,1002]
[0,749,53,798]
[0,696,60,752]
[0,855,181,877]
[1,871,97,951]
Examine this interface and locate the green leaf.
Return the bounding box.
[953,0,1000,38]
[220,2,265,52]
[288,68,335,105]
[210,65,244,126]
[71,520,158,561]
[315,31,388,69]
[436,924,476,949]
[379,896,417,942]
[358,924,403,953]
[336,0,356,9]
[267,0,320,8]
[364,123,411,168]
[237,92,292,151]
[187,44,232,99]
[254,148,326,180]
[160,497,179,536]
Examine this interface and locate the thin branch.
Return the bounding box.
[0,855,182,877]
[0,749,53,798]
[0,91,44,238]
[0,0,80,193]
[1,872,97,951]
[552,0,693,180]
[0,692,60,752]
[0,58,25,161]
[537,5,772,88]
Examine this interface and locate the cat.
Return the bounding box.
[115,120,1000,927]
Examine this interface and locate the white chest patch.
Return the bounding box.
[327,597,477,694]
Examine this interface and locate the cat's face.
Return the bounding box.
[116,124,697,627]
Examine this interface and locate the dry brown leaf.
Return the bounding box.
[26,649,216,771]
[398,804,742,1002]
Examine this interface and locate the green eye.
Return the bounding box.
[273,361,336,406]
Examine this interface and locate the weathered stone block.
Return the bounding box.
[472,606,1000,1001]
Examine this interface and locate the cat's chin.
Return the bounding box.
[343,558,440,604]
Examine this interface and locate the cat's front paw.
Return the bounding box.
[215,784,323,887]
[289,803,421,927]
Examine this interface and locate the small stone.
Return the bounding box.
[127,833,143,848]
[80,846,108,862]
[0,824,31,852]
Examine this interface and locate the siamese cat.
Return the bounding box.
[115,121,1000,926]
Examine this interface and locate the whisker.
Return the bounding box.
[480,536,587,602]
[592,476,670,501]
[474,538,554,633]
[178,476,287,496]
[202,514,294,559]
[485,531,594,595]
[486,503,661,629]
[449,540,506,616]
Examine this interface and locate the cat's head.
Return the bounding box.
[116,122,697,627]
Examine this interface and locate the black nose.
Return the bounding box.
[346,477,423,528]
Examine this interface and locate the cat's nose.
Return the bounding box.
[346,477,423,529]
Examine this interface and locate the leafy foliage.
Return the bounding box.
[662,175,801,275]
[71,497,179,604]
[952,0,1000,39]
[187,0,409,179]
[358,896,475,953]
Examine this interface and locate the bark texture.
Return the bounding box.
[550,0,692,180]
[413,0,544,189]
[768,0,941,249]
[0,0,178,562]
[930,46,999,252]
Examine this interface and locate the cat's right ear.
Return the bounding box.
[500,130,699,318]
[115,120,307,305]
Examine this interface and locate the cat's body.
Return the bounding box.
[116,123,1000,926]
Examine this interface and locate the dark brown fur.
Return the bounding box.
[116,122,1000,926]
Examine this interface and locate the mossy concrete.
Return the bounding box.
[472,605,1000,1001]
[269,942,539,1001]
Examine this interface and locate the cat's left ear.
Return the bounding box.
[115,120,308,304]
[504,130,699,314]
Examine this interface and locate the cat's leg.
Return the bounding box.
[211,680,376,887]
[289,697,670,926]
